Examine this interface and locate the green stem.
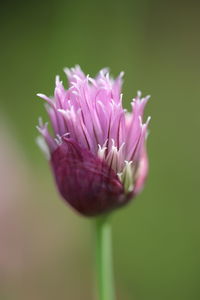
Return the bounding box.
[95,215,115,300]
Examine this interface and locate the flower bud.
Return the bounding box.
[37,66,150,216]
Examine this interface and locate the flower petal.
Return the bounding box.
[133,146,149,196]
[50,138,129,216]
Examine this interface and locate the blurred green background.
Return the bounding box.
[0,0,200,299]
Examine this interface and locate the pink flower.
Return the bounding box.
[37,66,150,216]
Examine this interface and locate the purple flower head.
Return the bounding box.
[37,66,151,217]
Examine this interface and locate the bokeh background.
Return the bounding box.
[0,0,200,299]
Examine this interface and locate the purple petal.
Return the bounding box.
[133,146,149,196]
[50,138,129,216]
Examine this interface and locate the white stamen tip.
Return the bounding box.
[137,90,142,98]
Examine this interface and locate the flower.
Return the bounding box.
[37,66,151,217]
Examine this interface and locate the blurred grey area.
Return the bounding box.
[0,0,200,299]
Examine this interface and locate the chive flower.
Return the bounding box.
[37,66,150,217]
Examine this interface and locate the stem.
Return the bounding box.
[94,215,115,300]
